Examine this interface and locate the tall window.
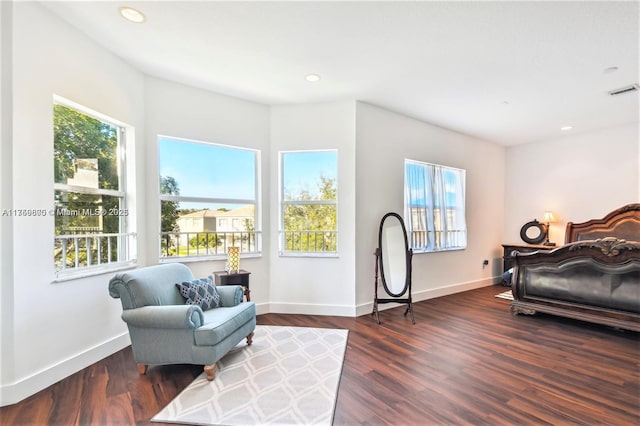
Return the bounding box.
[158,136,260,259]
[280,150,338,255]
[53,99,135,277]
[404,159,467,252]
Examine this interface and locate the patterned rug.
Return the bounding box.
[495,290,514,300]
[152,325,349,425]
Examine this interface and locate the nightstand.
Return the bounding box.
[213,270,251,301]
[502,244,551,272]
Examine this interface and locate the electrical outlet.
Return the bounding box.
[482,259,489,269]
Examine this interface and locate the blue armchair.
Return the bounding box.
[108,263,256,380]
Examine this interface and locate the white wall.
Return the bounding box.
[0,0,15,401]
[355,103,507,313]
[269,102,357,315]
[143,77,271,310]
[505,123,639,244]
[1,2,145,406]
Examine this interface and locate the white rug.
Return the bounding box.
[152,325,349,426]
[495,290,514,300]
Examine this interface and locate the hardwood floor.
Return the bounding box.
[1,285,638,425]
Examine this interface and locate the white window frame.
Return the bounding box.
[404,159,467,253]
[279,149,338,257]
[53,96,136,281]
[158,135,261,262]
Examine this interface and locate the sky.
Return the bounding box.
[158,137,337,210]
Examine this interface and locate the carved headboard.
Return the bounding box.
[564,203,640,243]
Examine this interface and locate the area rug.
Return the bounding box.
[495,290,514,300]
[152,325,349,426]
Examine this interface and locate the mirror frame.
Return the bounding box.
[373,212,415,324]
[379,212,410,297]
[520,219,547,245]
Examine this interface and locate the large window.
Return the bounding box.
[158,136,260,259]
[280,150,337,255]
[404,159,467,252]
[53,99,135,277]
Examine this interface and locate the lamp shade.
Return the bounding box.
[543,211,555,223]
[226,247,240,273]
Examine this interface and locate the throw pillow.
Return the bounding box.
[176,276,221,311]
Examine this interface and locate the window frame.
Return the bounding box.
[157,135,261,262]
[404,159,467,253]
[279,149,338,257]
[52,95,136,281]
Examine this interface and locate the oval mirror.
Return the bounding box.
[379,212,410,297]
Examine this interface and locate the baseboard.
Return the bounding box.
[264,277,498,318]
[0,332,131,407]
[355,276,497,316]
[267,301,356,317]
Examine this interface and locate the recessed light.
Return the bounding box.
[119,6,146,23]
[305,74,321,82]
[560,126,574,131]
[604,66,619,74]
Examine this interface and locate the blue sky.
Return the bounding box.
[159,137,337,209]
[159,137,256,200]
[282,150,337,199]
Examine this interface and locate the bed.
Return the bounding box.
[511,204,640,331]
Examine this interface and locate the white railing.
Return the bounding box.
[410,229,466,251]
[160,231,261,258]
[54,232,136,272]
[281,230,337,253]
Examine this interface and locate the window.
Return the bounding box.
[53,99,135,277]
[280,150,337,255]
[158,136,260,259]
[404,159,467,252]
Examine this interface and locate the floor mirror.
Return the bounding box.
[372,212,415,324]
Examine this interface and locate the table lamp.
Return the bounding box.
[543,211,556,246]
[226,246,240,273]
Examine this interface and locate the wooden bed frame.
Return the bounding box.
[565,203,640,243]
[511,204,640,331]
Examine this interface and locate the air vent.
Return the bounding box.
[608,84,640,96]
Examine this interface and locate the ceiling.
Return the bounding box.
[41,1,639,146]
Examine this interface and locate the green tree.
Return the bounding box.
[53,104,120,235]
[160,176,181,233]
[189,233,219,249]
[160,176,181,256]
[284,176,337,252]
[54,104,118,190]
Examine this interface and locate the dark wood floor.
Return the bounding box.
[1,285,638,425]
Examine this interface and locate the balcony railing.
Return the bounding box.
[410,229,466,251]
[54,232,136,272]
[281,230,337,253]
[160,231,261,258]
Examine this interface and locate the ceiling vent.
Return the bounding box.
[608,84,640,96]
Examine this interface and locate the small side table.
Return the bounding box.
[502,244,552,272]
[213,270,251,302]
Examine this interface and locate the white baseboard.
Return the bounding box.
[266,301,356,317]
[355,276,497,316]
[263,277,498,318]
[0,332,131,407]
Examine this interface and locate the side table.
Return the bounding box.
[502,244,552,272]
[213,270,251,301]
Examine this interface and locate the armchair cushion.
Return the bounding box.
[176,276,220,310]
[195,302,256,346]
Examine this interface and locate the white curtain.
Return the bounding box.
[404,160,467,251]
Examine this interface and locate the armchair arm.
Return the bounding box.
[121,305,204,329]
[216,285,244,307]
